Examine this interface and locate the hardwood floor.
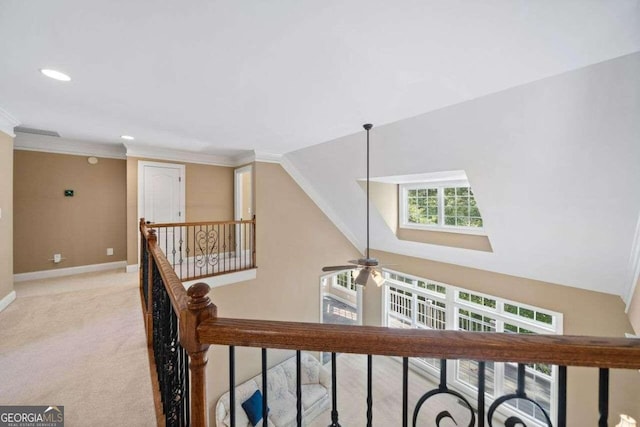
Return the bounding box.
[308,353,475,427]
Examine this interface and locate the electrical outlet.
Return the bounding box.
[106,248,114,256]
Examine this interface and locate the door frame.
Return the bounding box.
[234,164,253,221]
[137,160,186,224]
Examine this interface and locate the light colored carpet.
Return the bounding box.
[0,270,156,427]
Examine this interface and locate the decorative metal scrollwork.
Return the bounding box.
[413,386,475,427]
[194,228,219,268]
[487,394,553,427]
[488,363,553,427]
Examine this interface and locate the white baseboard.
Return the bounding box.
[126,264,139,273]
[14,261,128,282]
[0,290,16,312]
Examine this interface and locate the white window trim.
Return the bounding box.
[382,268,563,427]
[332,272,357,294]
[399,181,487,235]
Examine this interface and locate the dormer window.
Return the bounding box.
[400,182,484,232]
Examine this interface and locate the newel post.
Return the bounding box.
[182,283,217,427]
[145,228,157,345]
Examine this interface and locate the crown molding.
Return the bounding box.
[232,150,283,166]
[0,107,20,137]
[280,154,362,254]
[125,144,242,166]
[254,151,283,163]
[14,133,126,159]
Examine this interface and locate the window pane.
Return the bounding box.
[445,216,456,225]
[428,188,438,197]
[456,187,469,196]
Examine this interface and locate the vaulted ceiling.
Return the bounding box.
[1,1,639,300]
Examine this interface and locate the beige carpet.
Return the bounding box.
[0,270,156,426]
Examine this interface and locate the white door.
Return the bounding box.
[234,165,253,256]
[139,161,186,263]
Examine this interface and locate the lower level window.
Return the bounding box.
[383,270,563,426]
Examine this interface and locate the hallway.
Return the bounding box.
[0,270,155,426]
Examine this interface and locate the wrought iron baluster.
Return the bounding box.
[478,361,486,427]
[402,357,408,427]
[262,348,268,427]
[329,352,341,427]
[366,354,373,427]
[599,368,609,427]
[487,363,552,427]
[558,365,567,427]
[229,346,236,427]
[413,359,475,427]
[296,350,302,427]
[150,261,189,427]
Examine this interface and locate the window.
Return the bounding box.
[383,270,562,426]
[401,183,483,231]
[333,272,357,293]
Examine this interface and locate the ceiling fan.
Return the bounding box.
[322,123,385,287]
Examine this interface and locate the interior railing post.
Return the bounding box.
[252,215,256,268]
[296,350,302,427]
[598,368,609,427]
[229,346,236,427]
[262,348,268,427]
[478,361,486,427]
[366,354,373,427]
[180,283,217,427]
[402,357,408,427]
[558,365,567,427]
[146,228,157,345]
[329,352,341,427]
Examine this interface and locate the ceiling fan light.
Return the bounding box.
[355,268,369,286]
[371,269,385,287]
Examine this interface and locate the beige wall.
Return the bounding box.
[206,162,360,420]
[365,249,640,424]
[368,181,398,234]
[0,132,14,301]
[13,151,127,273]
[628,276,640,335]
[125,158,234,266]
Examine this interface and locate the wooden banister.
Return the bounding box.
[147,218,255,228]
[140,218,216,427]
[197,318,640,370]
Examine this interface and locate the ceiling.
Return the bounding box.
[1,1,639,156]
[2,1,640,301]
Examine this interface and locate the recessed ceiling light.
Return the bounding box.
[40,68,71,82]
[121,135,135,140]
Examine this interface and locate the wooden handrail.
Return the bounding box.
[146,228,189,314]
[140,218,217,427]
[146,218,255,228]
[197,318,640,370]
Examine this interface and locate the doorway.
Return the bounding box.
[138,161,186,261]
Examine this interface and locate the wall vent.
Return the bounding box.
[14,126,60,137]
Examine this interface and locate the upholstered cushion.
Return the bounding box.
[299,354,320,385]
[266,389,297,426]
[301,384,327,410]
[242,390,268,426]
[221,380,260,426]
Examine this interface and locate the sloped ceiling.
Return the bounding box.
[285,53,640,299]
[1,1,640,299]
